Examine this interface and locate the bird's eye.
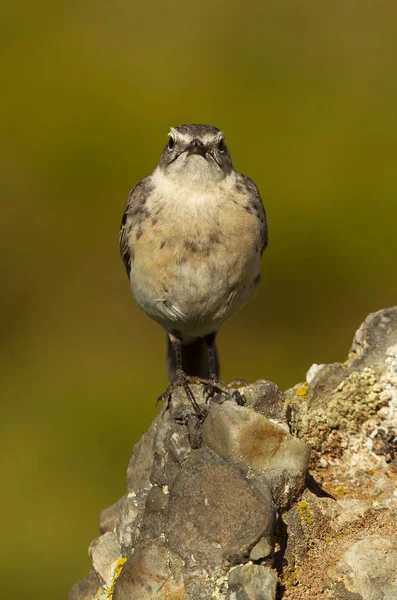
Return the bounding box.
[218,138,225,152]
[168,137,175,150]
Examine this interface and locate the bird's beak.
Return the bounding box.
[187,139,207,157]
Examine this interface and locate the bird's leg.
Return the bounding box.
[181,332,229,399]
[157,332,245,416]
[202,333,247,400]
[206,332,218,380]
[157,333,205,419]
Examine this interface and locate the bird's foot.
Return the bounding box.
[156,372,206,420]
[182,375,247,395]
[180,375,229,398]
[156,374,247,420]
[182,375,246,406]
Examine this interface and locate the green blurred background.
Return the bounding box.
[2,1,397,598]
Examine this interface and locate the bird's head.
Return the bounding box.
[157,124,234,182]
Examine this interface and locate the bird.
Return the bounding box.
[120,124,268,417]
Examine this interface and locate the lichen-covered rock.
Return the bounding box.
[281,489,341,569]
[286,306,397,507]
[69,306,397,600]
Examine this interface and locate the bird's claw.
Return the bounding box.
[156,374,246,419]
[156,374,206,420]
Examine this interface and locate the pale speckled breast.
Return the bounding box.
[128,179,262,340]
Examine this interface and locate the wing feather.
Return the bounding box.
[119,176,153,276]
[239,174,268,254]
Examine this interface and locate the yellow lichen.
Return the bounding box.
[297,500,313,525]
[295,382,309,401]
[280,557,299,587]
[293,566,300,582]
[107,558,127,599]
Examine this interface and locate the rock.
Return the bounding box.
[69,306,397,600]
[126,415,160,493]
[185,579,215,600]
[332,535,397,600]
[228,563,277,600]
[151,423,186,489]
[286,306,397,516]
[137,485,168,544]
[287,366,384,454]
[255,468,307,510]
[242,380,288,426]
[145,485,169,513]
[249,537,273,561]
[88,531,121,587]
[117,491,146,555]
[282,489,341,568]
[202,401,311,474]
[168,429,192,464]
[100,495,125,534]
[113,541,184,600]
[349,306,397,372]
[166,447,276,568]
[333,499,370,530]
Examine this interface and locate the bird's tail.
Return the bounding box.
[167,336,219,381]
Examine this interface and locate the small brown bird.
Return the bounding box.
[120,124,267,415]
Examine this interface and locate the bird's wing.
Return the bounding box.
[119,176,153,276]
[239,174,268,254]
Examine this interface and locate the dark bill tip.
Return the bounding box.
[187,139,207,157]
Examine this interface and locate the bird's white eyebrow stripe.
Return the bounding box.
[169,128,191,143]
[169,128,224,144]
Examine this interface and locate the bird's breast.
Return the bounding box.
[128,180,262,337]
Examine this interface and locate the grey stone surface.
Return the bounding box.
[69,306,397,600]
[100,495,125,534]
[350,306,397,372]
[228,564,277,600]
[113,541,184,600]
[242,380,288,425]
[333,499,370,531]
[117,491,146,555]
[249,537,273,561]
[334,535,397,600]
[89,531,121,587]
[257,468,306,510]
[126,415,160,492]
[166,447,276,568]
[202,401,311,474]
